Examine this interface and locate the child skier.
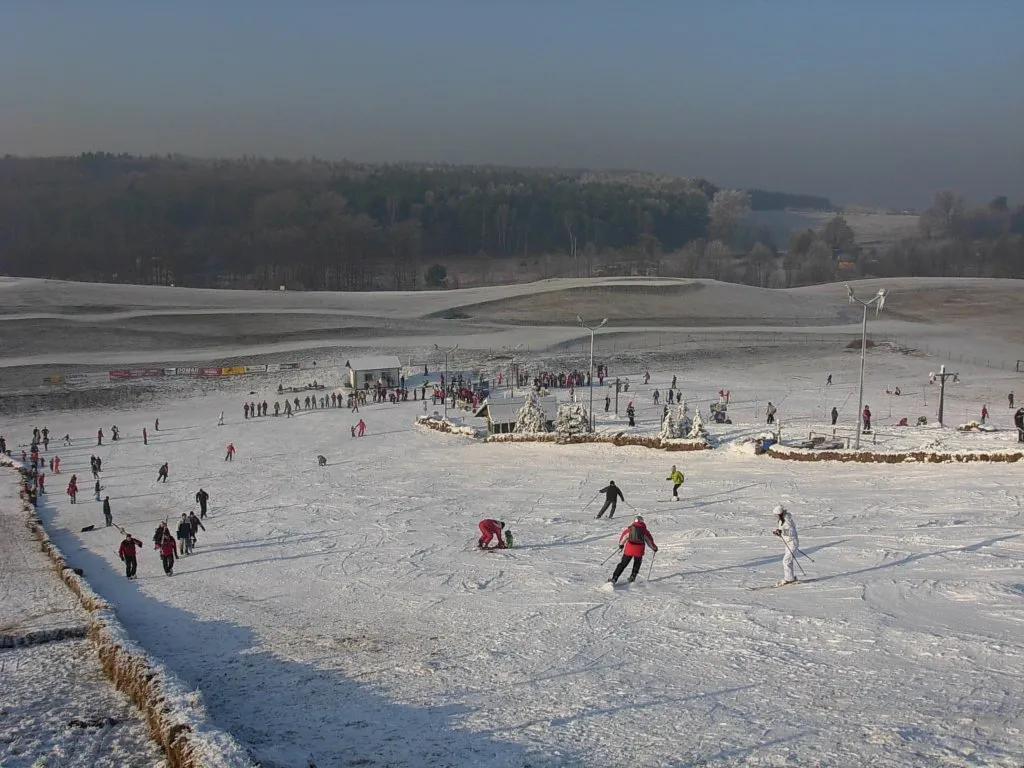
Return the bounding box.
[772,505,799,584]
[666,465,684,501]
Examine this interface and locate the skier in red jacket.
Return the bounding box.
[609,516,658,584]
[118,534,143,579]
[477,519,506,549]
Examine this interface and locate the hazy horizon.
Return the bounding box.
[2,1,1021,209]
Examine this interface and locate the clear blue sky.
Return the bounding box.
[1,1,1021,208]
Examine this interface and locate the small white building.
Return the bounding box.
[473,395,558,435]
[346,356,402,389]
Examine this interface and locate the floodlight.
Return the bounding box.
[598,318,608,329]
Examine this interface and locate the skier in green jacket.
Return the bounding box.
[666,465,684,501]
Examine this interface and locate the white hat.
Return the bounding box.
[773,505,786,517]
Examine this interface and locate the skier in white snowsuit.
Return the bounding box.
[772,505,798,583]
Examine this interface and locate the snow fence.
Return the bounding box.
[3,460,256,768]
[766,445,1024,464]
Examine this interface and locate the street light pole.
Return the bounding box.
[935,364,959,426]
[434,343,459,419]
[846,285,888,450]
[577,315,607,432]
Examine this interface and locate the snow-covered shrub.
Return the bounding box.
[555,402,589,442]
[514,392,549,434]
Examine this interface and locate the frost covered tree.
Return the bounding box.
[556,402,590,442]
[659,408,677,440]
[687,407,708,440]
[709,189,751,242]
[514,392,549,433]
[660,403,692,440]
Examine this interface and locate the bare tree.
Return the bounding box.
[708,189,751,243]
[820,214,856,254]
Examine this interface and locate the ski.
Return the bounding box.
[748,578,818,591]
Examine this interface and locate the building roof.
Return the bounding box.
[345,356,402,371]
[474,395,558,425]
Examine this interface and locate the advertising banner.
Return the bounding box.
[280,362,300,370]
[265,364,280,373]
[175,366,201,376]
[202,367,222,377]
[64,373,89,384]
[143,368,165,377]
[164,368,177,376]
[109,370,131,379]
[221,366,246,376]
[43,374,64,385]
[244,365,267,374]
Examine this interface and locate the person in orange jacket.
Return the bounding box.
[609,516,658,584]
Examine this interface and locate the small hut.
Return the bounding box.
[346,356,402,389]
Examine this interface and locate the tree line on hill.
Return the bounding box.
[0,154,1019,290]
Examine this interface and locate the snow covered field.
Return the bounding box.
[3,343,1022,766]
[2,276,1023,766]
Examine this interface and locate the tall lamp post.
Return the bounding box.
[434,343,459,419]
[577,315,607,432]
[846,285,888,449]
[503,344,523,398]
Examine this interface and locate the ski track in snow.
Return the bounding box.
[9,354,1024,768]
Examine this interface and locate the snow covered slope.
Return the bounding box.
[8,350,1023,767]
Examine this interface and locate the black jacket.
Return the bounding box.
[176,521,192,539]
[600,484,624,501]
[195,490,209,505]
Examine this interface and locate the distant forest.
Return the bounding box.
[0,154,1020,290]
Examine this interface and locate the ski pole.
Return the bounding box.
[625,500,638,512]
[794,545,815,563]
[783,538,807,576]
[647,550,657,582]
[601,547,621,565]
[582,492,600,511]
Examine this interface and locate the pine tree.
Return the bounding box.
[555,402,590,442]
[687,407,708,440]
[514,392,549,433]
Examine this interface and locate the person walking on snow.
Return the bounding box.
[118,533,143,579]
[772,505,799,584]
[596,481,625,519]
[477,519,506,549]
[195,488,209,518]
[176,515,193,555]
[94,479,102,502]
[142,427,148,445]
[187,511,206,549]
[766,402,777,425]
[831,406,839,426]
[609,515,658,584]
[862,405,872,432]
[980,404,989,424]
[217,411,225,426]
[157,463,169,483]
[666,465,684,501]
[225,443,235,461]
[158,531,177,575]
[97,428,103,446]
[357,419,366,437]
[1009,391,1014,409]
[103,496,112,526]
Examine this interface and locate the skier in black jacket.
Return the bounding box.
[176,515,193,555]
[187,511,206,549]
[596,481,625,520]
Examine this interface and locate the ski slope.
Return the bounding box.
[9,350,1024,767]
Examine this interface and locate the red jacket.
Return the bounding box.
[479,519,503,536]
[619,521,657,557]
[119,537,143,559]
[158,537,177,558]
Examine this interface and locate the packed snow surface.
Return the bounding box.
[0,473,166,768]
[10,343,1024,767]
